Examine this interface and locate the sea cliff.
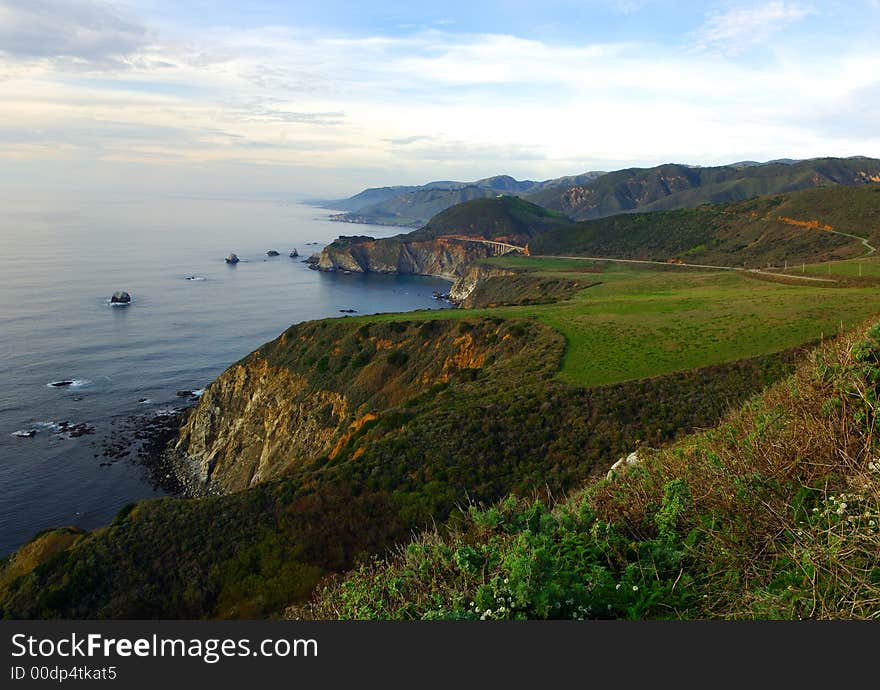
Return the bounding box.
[171,316,553,495]
[317,235,494,280]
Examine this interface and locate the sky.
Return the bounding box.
[1,0,879,198]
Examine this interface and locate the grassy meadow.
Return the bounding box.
[359,256,880,387]
[787,254,880,279]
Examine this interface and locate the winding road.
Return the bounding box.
[529,255,840,283]
[447,224,877,285]
[825,228,877,256]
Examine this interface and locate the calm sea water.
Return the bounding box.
[0,198,452,556]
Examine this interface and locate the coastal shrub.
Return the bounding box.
[387,351,409,368]
[296,494,698,620]
[297,319,880,620]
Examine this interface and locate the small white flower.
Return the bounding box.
[632,585,639,592]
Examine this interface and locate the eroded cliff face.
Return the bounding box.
[449,263,516,306]
[172,359,348,495]
[317,236,493,279]
[172,317,548,496]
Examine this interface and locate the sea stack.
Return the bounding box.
[110,291,131,304]
[266,250,280,257]
[225,253,239,264]
[289,249,299,258]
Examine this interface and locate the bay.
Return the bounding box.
[0,197,451,556]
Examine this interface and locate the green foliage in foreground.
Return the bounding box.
[299,492,696,620]
[301,321,880,620]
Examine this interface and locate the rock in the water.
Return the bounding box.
[50,380,75,387]
[55,421,96,438]
[339,308,358,314]
[176,390,196,398]
[13,429,37,438]
[289,249,299,258]
[110,291,131,304]
[266,250,280,257]
[225,253,240,264]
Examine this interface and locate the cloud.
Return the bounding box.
[692,1,816,55]
[384,135,436,146]
[0,5,877,197]
[808,80,880,139]
[245,107,346,125]
[0,0,153,69]
[391,139,548,163]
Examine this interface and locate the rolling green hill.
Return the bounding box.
[406,196,571,243]
[529,184,880,266]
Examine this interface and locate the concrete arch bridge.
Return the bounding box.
[442,235,529,256]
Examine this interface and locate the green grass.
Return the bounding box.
[357,258,880,387]
[795,255,880,279]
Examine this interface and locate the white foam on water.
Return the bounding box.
[16,421,63,435]
[34,421,62,430]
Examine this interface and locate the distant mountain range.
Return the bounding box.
[407,196,571,244]
[309,172,605,227]
[312,157,880,227]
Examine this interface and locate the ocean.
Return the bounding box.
[0,197,452,556]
